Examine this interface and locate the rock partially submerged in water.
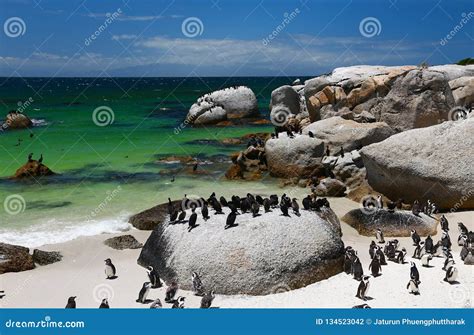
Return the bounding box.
[342,209,437,237]
[129,200,182,230]
[104,235,143,250]
[138,206,344,295]
[12,159,55,179]
[186,86,258,125]
[313,177,347,197]
[0,243,35,274]
[2,111,32,130]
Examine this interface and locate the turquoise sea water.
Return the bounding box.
[0,77,306,247]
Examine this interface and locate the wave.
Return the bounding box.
[31,118,49,127]
[0,213,132,248]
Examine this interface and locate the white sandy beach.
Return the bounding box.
[0,197,472,309]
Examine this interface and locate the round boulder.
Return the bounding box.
[138,206,344,295]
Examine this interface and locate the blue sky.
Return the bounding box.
[0,0,473,76]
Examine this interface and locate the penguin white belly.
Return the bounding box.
[409,281,419,293]
[105,265,115,277]
[364,282,370,296]
[447,267,458,282]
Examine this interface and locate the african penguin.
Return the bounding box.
[65,296,76,308]
[99,298,109,308]
[136,282,151,303]
[421,254,433,267]
[355,276,370,300]
[104,258,116,279]
[406,279,420,295]
[200,290,215,309]
[149,298,162,309]
[147,266,162,288]
[192,272,205,296]
[444,265,458,283]
[165,282,178,303]
[375,228,385,244]
[410,262,420,282]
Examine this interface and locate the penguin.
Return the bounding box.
[27,152,33,162]
[172,296,185,308]
[376,195,383,209]
[344,250,353,274]
[104,258,116,279]
[339,146,344,158]
[375,228,385,244]
[38,154,43,163]
[240,198,250,213]
[387,201,396,212]
[263,198,271,213]
[440,215,449,231]
[421,254,433,267]
[291,198,300,216]
[170,209,179,223]
[280,204,290,217]
[412,242,424,259]
[384,241,396,260]
[457,222,468,235]
[65,296,76,308]
[136,282,151,303]
[99,298,110,308]
[441,231,452,250]
[219,196,228,207]
[225,209,237,230]
[251,202,260,217]
[302,195,311,210]
[167,198,174,215]
[352,257,363,281]
[147,266,162,288]
[201,204,210,221]
[192,272,205,296]
[352,303,371,308]
[369,241,377,259]
[432,241,443,257]
[412,200,421,216]
[193,162,198,172]
[410,262,420,282]
[462,248,474,265]
[165,282,178,303]
[325,146,330,157]
[308,131,314,138]
[269,195,279,208]
[406,279,420,295]
[177,209,186,222]
[457,234,467,246]
[444,265,458,283]
[188,207,198,232]
[375,246,387,265]
[425,236,434,254]
[369,255,382,277]
[149,298,162,309]
[443,255,455,271]
[255,195,264,205]
[410,229,421,246]
[355,276,370,300]
[200,290,215,308]
[396,247,407,264]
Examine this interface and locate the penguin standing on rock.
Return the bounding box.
[104,258,116,279]
[188,207,198,232]
[355,276,370,300]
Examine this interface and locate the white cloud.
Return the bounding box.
[112,34,138,41]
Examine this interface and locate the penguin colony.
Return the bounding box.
[60,193,472,309]
[345,206,473,308]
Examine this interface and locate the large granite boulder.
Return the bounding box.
[342,209,437,237]
[138,206,344,295]
[104,235,143,250]
[12,159,55,179]
[265,133,325,178]
[361,118,474,210]
[0,243,35,274]
[313,177,347,197]
[302,116,395,151]
[449,76,474,106]
[429,64,474,81]
[129,200,182,230]
[269,85,301,126]
[186,86,258,125]
[371,69,455,132]
[2,111,32,130]
[32,249,62,266]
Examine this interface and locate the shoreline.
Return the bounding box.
[1,197,472,309]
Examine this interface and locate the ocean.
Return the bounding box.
[0,76,306,247]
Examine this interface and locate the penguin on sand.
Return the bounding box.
[421,254,433,267]
[147,266,162,288]
[410,229,421,246]
[280,203,290,217]
[104,258,117,279]
[410,262,420,282]
[369,241,377,259]
[200,290,215,308]
[369,255,382,277]
[165,282,178,303]
[375,228,385,244]
[65,296,76,308]
[136,282,151,304]
[172,296,185,308]
[188,207,198,232]
[352,257,364,281]
[192,272,205,296]
[406,279,421,295]
[355,276,370,300]
[291,198,300,216]
[150,299,162,309]
[444,265,458,283]
[99,298,110,308]
[224,208,237,230]
[201,204,210,221]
